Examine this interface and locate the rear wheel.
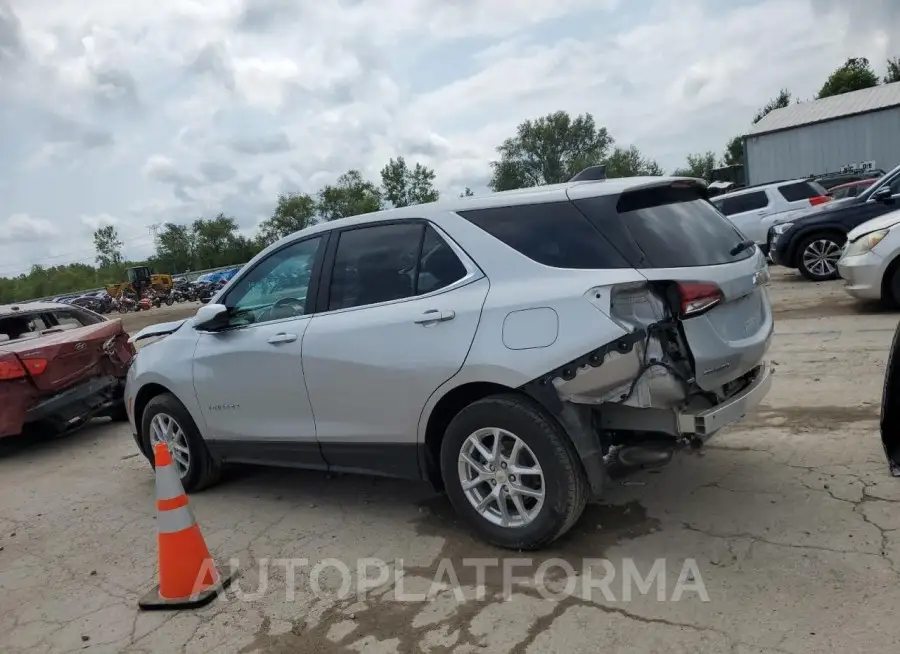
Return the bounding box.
[440,394,588,550]
[797,232,844,281]
[140,393,222,492]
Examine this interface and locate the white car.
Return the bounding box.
[712,179,831,249]
[125,170,774,550]
[837,208,900,306]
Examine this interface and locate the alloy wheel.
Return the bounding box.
[457,427,545,528]
[802,239,842,278]
[149,412,190,478]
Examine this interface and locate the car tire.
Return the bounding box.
[140,393,222,492]
[797,232,845,281]
[440,393,588,550]
[882,262,900,309]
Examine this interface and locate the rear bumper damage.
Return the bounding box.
[522,328,773,498]
[677,362,772,438]
[24,375,125,432]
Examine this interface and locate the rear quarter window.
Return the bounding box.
[573,184,754,269]
[717,191,768,216]
[457,201,630,269]
[779,181,827,202]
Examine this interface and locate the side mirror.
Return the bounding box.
[194,303,229,332]
[873,186,894,203]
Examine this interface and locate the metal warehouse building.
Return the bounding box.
[744,82,900,186]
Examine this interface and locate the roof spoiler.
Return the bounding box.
[569,165,606,182]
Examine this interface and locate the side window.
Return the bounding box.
[458,202,629,269]
[719,191,768,215]
[779,181,823,202]
[224,236,323,326]
[889,175,900,195]
[416,226,467,295]
[328,223,424,311]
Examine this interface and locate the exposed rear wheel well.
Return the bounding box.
[133,383,172,452]
[423,382,517,488]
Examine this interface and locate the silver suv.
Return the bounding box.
[126,172,774,550]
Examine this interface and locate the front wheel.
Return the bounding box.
[140,393,222,492]
[797,233,845,281]
[440,394,588,550]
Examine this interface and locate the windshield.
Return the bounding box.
[858,163,900,202]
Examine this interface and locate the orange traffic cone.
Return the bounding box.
[139,443,236,610]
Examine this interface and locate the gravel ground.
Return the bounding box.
[1,268,899,654]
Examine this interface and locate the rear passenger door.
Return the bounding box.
[301,220,489,479]
[714,191,770,244]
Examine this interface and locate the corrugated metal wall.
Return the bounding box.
[744,107,900,185]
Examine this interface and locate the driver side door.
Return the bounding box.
[192,234,327,469]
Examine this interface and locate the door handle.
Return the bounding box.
[267,332,298,344]
[414,309,456,325]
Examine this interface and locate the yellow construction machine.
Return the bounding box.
[105,266,174,298]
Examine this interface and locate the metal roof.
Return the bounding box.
[746,82,900,137]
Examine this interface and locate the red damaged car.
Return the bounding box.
[0,302,135,438]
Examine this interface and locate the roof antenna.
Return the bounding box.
[569,165,606,182]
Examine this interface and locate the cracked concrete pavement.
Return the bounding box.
[1,268,899,653]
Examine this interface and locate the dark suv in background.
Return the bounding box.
[768,164,900,281]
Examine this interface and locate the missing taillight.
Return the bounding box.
[675,281,724,318]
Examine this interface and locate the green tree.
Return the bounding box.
[154,223,196,273]
[318,170,383,221]
[93,225,123,268]
[258,192,317,246]
[672,151,719,180]
[885,57,900,84]
[817,57,879,99]
[753,88,792,123]
[192,214,249,269]
[488,111,613,191]
[380,157,440,207]
[603,145,663,177]
[460,186,474,198]
[724,136,744,167]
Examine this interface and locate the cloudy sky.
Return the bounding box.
[0,0,897,277]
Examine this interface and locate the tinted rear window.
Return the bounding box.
[574,185,754,268]
[779,181,826,202]
[457,202,629,269]
[715,191,768,216]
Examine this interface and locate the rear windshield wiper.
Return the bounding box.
[729,239,756,256]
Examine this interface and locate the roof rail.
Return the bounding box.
[569,165,606,182]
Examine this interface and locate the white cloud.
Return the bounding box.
[0,213,59,242]
[0,0,897,276]
[79,213,120,231]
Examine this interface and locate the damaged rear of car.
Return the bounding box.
[560,180,773,457]
[0,303,134,438]
[445,175,773,548]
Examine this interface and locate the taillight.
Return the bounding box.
[22,358,48,375]
[675,282,724,318]
[809,195,830,206]
[0,356,26,380]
